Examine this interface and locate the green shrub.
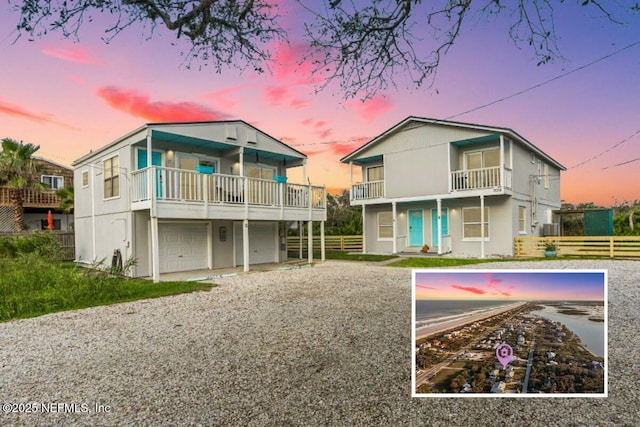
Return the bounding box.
[0,232,62,260]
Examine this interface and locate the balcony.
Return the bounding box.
[450,167,512,192]
[350,180,385,202]
[131,167,326,221]
[0,186,61,208]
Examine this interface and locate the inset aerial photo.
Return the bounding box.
[413,270,606,397]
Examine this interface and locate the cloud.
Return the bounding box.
[96,86,230,122]
[487,277,503,288]
[0,98,76,129]
[290,98,310,109]
[264,86,290,106]
[346,94,394,123]
[451,285,487,295]
[316,128,332,139]
[41,45,102,65]
[66,75,85,85]
[328,136,369,157]
[416,284,438,290]
[272,42,315,83]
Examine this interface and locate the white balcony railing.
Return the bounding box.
[131,167,325,210]
[351,180,385,201]
[451,166,511,191]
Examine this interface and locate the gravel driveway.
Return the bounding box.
[1,260,639,426]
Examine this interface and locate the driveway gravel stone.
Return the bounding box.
[0,260,638,426]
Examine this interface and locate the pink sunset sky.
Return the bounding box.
[415,271,605,301]
[0,2,639,205]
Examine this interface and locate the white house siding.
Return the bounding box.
[364,196,515,257]
[74,211,132,266]
[233,221,279,265]
[361,125,492,199]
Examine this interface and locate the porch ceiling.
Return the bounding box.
[350,154,383,165]
[149,130,304,166]
[451,133,500,147]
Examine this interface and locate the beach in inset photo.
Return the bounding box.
[412,270,607,397]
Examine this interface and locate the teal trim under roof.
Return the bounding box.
[151,130,304,164]
[349,154,383,165]
[451,133,501,147]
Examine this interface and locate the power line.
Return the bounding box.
[571,128,640,169]
[601,155,640,170]
[292,39,640,164]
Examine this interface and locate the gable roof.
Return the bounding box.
[72,120,307,166]
[340,116,566,170]
[33,156,72,172]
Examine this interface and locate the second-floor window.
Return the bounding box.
[465,148,499,170]
[544,164,549,189]
[41,175,64,190]
[366,165,384,182]
[103,156,119,199]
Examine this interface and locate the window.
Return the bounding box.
[465,148,499,170]
[82,171,89,188]
[377,211,393,240]
[366,165,384,182]
[544,164,549,189]
[41,175,64,190]
[103,156,119,199]
[530,152,535,164]
[246,165,275,180]
[519,206,526,234]
[462,207,489,239]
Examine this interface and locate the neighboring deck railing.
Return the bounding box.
[515,236,640,258]
[131,167,325,209]
[0,186,61,208]
[350,180,384,201]
[451,166,511,191]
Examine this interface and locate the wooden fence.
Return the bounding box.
[287,235,363,252]
[0,231,75,260]
[514,236,640,259]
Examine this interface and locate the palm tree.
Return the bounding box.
[0,138,42,231]
[56,185,74,230]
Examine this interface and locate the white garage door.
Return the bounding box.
[159,223,208,273]
[235,222,277,265]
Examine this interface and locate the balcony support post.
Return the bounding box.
[500,135,505,188]
[299,221,303,260]
[150,216,160,283]
[320,221,325,262]
[307,221,313,264]
[480,194,485,259]
[392,201,397,254]
[243,219,250,272]
[362,205,366,254]
[437,198,442,255]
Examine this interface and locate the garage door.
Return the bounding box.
[159,223,208,273]
[235,222,277,265]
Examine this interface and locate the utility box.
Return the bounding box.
[584,209,613,236]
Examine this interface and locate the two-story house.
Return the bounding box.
[72,120,327,281]
[341,117,565,257]
[0,157,73,232]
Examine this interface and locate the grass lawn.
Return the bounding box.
[0,256,216,322]
[386,257,512,267]
[289,251,398,262]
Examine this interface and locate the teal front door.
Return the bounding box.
[137,149,163,197]
[408,209,423,247]
[431,208,449,247]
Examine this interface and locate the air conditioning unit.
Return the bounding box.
[543,223,560,236]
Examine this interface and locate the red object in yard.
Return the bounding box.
[47,210,54,230]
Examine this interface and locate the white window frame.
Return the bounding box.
[81,170,89,188]
[530,152,535,164]
[365,164,384,183]
[463,147,500,170]
[462,207,490,241]
[244,162,276,180]
[41,175,64,190]
[103,154,120,200]
[377,211,393,241]
[518,206,527,234]
[544,164,549,189]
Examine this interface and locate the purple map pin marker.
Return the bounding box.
[496,343,514,368]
